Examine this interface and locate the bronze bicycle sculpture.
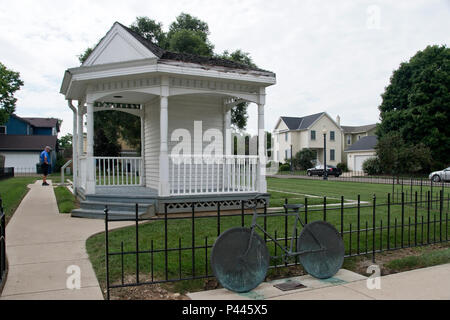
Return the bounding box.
[210,198,345,293]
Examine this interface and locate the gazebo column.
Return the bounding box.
[159,76,170,196]
[85,101,95,194]
[257,89,267,193]
[223,104,231,156]
[140,113,146,186]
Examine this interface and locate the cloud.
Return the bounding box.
[0,0,448,136]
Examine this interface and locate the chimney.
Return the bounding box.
[336,115,341,126]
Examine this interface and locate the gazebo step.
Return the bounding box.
[80,200,153,213]
[84,194,157,204]
[71,208,154,220]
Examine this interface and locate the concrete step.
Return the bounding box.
[71,208,154,220]
[80,201,152,213]
[84,194,157,204]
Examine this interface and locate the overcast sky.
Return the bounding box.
[0,0,449,136]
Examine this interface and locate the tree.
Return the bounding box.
[377,45,450,169]
[375,132,432,179]
[93,111,121,157]
[58,133,72,149]
[293,148,317,170]
[130,16,166,46]
[0,62,24,124]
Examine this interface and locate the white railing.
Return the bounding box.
[169,155,259,195]
[94,157,143,186]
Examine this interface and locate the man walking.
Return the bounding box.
[40,146,51,186]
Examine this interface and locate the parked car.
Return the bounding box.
[429,167,450,182]
[307,165,342,177]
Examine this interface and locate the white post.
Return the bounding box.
[257,89,267,193]
[85,101,95,194]
[78,103,84,157]
[159,76,170,196]
[68,101,78,191]
[223,104,232,156]
[140,110,145,186]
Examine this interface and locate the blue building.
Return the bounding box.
[0,114,60,173]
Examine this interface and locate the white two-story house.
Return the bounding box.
[272,112,342,167]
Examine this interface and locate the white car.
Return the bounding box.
[429,167,450,182]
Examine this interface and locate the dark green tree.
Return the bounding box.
[0,62,24,124]
[377,45,450,169]
[93,111,121,157]
[58,133,72,149]
[375,132,432,179]
[130,16,166,46]
[293,148,317,170]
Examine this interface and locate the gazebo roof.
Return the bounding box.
[83,22,275,75]
[61,22,276,101]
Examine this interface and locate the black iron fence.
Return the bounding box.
[103,190,450,299]
[0,167,14,180]
[273,170,446,186]
[0,197,6,292]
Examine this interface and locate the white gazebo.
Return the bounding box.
[60,22,276,217]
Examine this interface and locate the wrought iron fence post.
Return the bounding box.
[401,192,405,248]
[372,194,376,263]
[414,191,418,246]
[104,205,110,301]
[440,189,443,242]
[135,203,139,284]
[387,193,391,250]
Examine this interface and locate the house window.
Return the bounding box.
[0,126,6,134]
[285,149,288,161]
[330,149,335,161]
[330,131,335,141]
[285,132,288,142]
[311,130,316,140]
[347,135,351,145]
[52,127,57,136]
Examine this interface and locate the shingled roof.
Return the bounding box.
[341,124,377,134]
[112,22,275,75]
[0,135,57,151]
[345,135,378,152]
[22,117,59,129]
[280,113,325,130]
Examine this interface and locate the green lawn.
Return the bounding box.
[0,177,39,224]
[86,177,450,295]
[54,186,77,213]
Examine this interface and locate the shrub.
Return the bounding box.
[279,163,291,172]
[293,148,316,170]
[337,162,349,172]
[362,157,382,175]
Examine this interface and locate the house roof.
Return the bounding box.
[107,22,275,75]
[0,135,57,151]
[345,135,378,152]
[341,124,377,134]
[279,112,325,131]
[22,117,59,130]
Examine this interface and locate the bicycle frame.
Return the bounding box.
[243,203,325,261]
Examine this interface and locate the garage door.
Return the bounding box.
[0,152,40,173]
[354,155,374,172]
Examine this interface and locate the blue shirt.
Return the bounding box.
[40,150,50,164]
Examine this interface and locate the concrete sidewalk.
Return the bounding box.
[188,263,450,300]
[0,180,131,300]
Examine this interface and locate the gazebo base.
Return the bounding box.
[72,187,269,219]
